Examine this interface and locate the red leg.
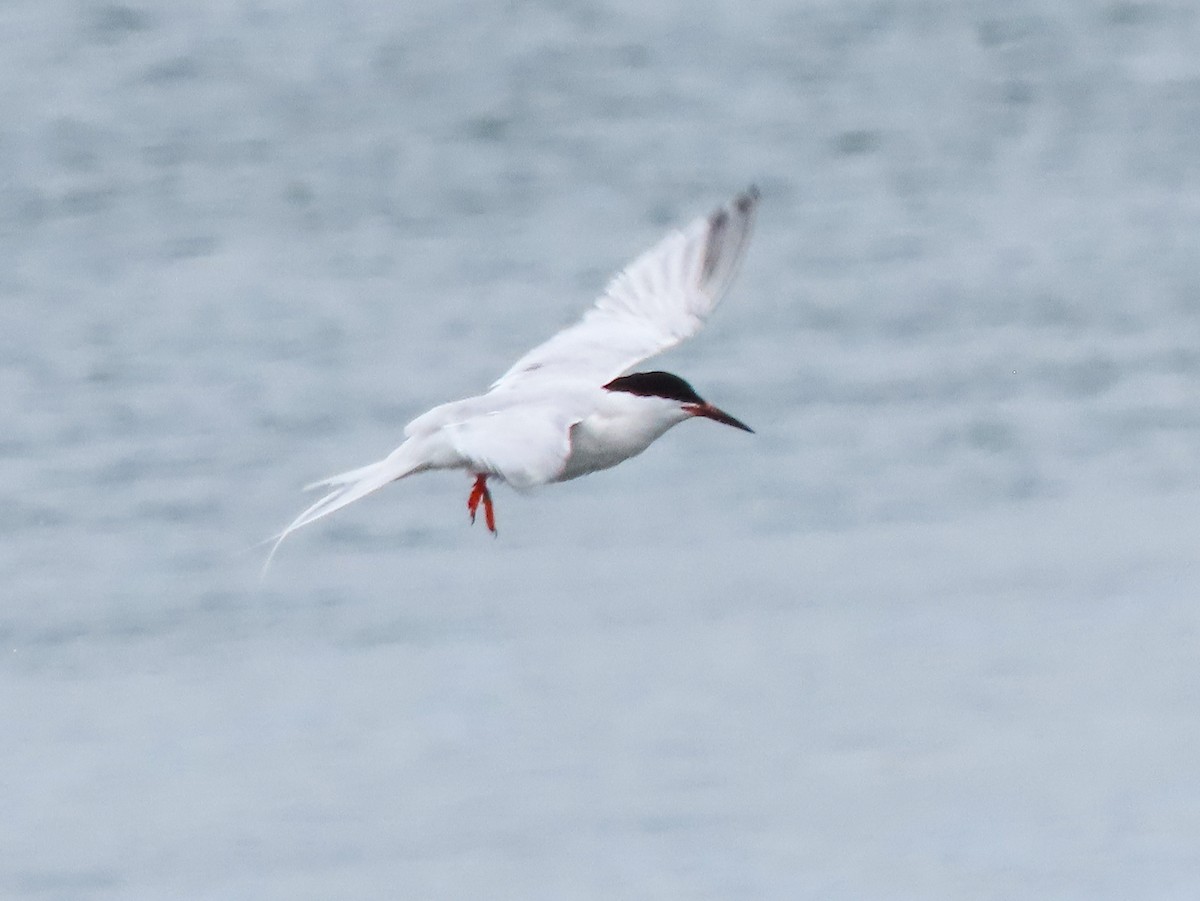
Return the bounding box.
[481,484,496,534]
[467,474,486,522]
[467,474,498,535]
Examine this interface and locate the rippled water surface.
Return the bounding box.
[3,1,1200,897]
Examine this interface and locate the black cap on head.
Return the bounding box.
[603,371,703,403]
[604,371,754,432]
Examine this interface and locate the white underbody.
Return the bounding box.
[557,391,692,482]
[404,384,691,489]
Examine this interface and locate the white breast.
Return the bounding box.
[555,392,690,482]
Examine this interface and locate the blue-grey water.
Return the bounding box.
[4,2,1200,898]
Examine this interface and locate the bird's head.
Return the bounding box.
[603,371,754,433]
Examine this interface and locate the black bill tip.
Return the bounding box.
[684,402,754,433]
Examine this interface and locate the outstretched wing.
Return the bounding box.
[491,186,759,392]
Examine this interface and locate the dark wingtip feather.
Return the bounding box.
[700,186,759,285]
[702,207,730,281]
[736,185,760,214]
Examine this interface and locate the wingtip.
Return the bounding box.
[736,185,761,213]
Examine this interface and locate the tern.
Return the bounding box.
[266,186,759,566]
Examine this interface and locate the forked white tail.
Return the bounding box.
[261,443,426,576]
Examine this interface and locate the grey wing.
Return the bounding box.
[491,186,759,392]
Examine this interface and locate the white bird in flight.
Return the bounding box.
[266,186,759,567]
